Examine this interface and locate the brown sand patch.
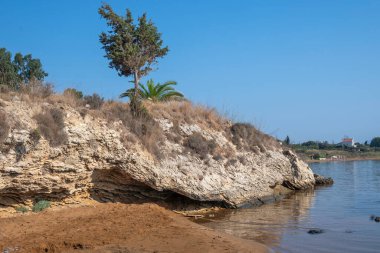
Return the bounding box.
[0,203,268,253]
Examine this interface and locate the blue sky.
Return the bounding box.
[1,0,379,143]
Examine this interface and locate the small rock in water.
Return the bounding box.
[370,215,380,222]
[314,174,334,185]
[308,229,324,234]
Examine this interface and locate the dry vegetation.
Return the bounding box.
[34,108,68,147]
[0,111,10,144]
[47,90,104,110]
[184,132,217,160]
[83,93,104,109]
[144,100,227,131]
[98,101,164,158]
[230,123,280,153]
[0,85,281,160]
[19,80,54,99]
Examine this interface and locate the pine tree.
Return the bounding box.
[99,4,168,115]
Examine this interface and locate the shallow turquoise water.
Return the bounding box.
[201,160,380,253]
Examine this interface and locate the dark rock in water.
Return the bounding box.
[314,174,334,185]
[308,229,324,234]
[371,215,380,222]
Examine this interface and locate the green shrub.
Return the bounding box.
[15,206,29,213]
[32,200,51,212]
[29,128,41,145]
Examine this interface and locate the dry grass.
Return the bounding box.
[184,132,217,160]
[0,90,15,102]
[47,93,83,108]
[0,81,54,104]
[83,94,104,109]
[19,80,54,100]
[34,108,68,147]
[2,84,281,159]
[0,111,10,144]
[47,92,104,111]
[145,100,280,157]
[98,101,164,159]
[144,100,227,131]
[230,123,280,152]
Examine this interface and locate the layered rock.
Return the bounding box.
[0,97,315,208]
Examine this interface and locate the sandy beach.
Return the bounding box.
[0,203,268,253]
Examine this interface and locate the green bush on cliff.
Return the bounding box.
[15,206,29,213]
[29,128,41,145]
[32,200,51,212]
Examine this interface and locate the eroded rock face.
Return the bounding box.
[0,98,315,208]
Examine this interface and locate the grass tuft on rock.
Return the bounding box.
[15,206,29,213]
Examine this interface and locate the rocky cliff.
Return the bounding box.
[0,95,315,210]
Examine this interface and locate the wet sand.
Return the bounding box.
[0,203,268,253]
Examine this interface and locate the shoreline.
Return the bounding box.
[0,202,269,253]
[306,157,380,164]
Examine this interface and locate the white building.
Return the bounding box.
[339,137,356,147]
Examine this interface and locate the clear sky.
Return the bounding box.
[1,0,379,143]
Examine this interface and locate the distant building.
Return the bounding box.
[338,137,356,148]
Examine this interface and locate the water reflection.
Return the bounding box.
[200,189,316,248]
[201,160,380,253]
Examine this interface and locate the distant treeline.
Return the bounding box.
[0,48,48,90]
[287,139,380,151]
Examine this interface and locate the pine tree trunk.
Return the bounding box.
[133,71,139,101]
[131,71,140,116]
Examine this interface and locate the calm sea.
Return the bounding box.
[200,160,380,253]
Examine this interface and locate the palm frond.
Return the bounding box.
[160,91,184,100]
[139,83,150,98]
[156,82,177,95]
[120,79,183,102]
[120,88,135,98]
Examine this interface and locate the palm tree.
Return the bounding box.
[120,79,184,101]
